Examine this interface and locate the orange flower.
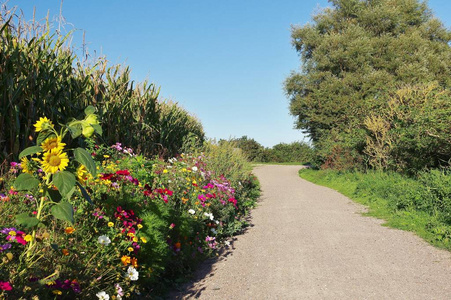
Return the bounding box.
[65,227,75,234]
[62,249,69,256]
[121,255,131,266]
[130,257,138,268]
[174,242,181,250]
[182,197,189,204]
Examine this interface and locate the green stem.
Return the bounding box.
[25,176,51,260]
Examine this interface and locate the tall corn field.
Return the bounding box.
[0,5,204,171]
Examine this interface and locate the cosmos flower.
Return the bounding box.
[125,266,139,281]
[96,291,110,300]
[97,235,111,246]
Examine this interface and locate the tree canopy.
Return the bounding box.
[285,0,451,169]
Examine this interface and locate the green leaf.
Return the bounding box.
[19,146,43,159]
[84,105,96,115]
[14,173,39,191]
[53,171,76,198]
[46,188,62,203]
[76,181,93,205]
[92,123,103,136]
[67,125,82,139]
[74,148,96,176]
[15,212,40,228]
[50,202,74,224]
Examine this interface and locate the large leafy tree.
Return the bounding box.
[285,0,451,167]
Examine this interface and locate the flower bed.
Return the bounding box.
[0,113,259,298]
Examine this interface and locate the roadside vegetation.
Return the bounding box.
[229,136,314,164]
[0,7,259,299]
[299,169,451,251]
[289,0,451,252]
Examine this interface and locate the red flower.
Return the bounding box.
[100,173,115,181]
[116,170,130,176]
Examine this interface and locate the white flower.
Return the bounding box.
[98,235,111,246]
[126,266,139,281]
[192,166,198,172]
[96,291,110,300]
[224,240,231,246]
[204,212,214,220]
[188,209,196,215]
[117,296,122,300]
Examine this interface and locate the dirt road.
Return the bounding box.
[172,165,451,299]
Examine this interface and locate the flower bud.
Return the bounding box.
[82,125,95,138]
[84,114,99,125]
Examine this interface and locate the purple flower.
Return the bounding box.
[0,243,12,252]
[115,283,124,296]
[205,236,215,242]
[111,143,123,151]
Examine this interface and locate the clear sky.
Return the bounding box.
[5,0,451,147]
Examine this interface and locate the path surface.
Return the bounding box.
[171,165,451,299]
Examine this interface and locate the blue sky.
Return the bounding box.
[6,0,451,147]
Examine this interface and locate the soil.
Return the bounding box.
[168,165,451,299]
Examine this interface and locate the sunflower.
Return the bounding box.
[34,117,54,132]
[76,164,91,184]
[41,149,69,174]
[20,157,33,174]
[41,136,66,152]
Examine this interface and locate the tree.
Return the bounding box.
[230,136,265,162]
[284,0,451,169]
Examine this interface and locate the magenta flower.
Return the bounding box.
[0,281,12,291]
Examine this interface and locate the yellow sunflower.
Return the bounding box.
[76,164,91,184]
[20,157,33,174]
[34,117,53,132]
[41,136,66,152]
[41,149,69,174]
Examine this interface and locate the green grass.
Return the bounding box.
[299,168,451,251]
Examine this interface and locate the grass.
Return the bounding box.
[299,168,451,252]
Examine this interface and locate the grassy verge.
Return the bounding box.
[299,169,451,251]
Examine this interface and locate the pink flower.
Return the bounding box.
[169,223,175,229]
[0,281,12,291]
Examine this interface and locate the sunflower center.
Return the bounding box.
[49,155,62,166]
[48,141,58,149]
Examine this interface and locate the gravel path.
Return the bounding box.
[171,165,451,299]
